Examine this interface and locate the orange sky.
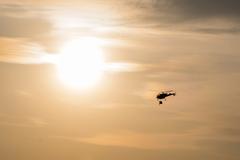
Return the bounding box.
[0,0,240,159]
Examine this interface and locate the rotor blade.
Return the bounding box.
[164,90,173,92]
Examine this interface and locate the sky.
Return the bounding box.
[0,0,240,159]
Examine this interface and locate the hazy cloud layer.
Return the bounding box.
[0,4,52,38]
[114,0,240,34]
[0,15,51,38]
[163,0,240,20]
[0,1,240,160]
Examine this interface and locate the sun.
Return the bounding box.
[55,37,105,89]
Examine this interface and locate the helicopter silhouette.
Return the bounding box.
[156,90,176,104]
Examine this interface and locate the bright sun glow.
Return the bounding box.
[55,37,105,89]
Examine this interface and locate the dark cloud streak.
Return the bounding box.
[120,0,240,34]
[166,0,240,20]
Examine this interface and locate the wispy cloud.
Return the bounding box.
[0,38,49,63]
[0,4,53,38]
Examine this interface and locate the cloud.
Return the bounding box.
[77,131,198,150]
[0,5,52,38]
[0,38,48,64]
[0,15,51,38]
[164,0,240,20]
[113,0,240,34]
[0,113,47,128]
[0,4,60,63]
[131,0,240,21]
[193,27,240,34]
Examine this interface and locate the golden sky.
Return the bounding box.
[0,0,240,159]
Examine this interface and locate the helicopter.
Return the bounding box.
[156,90,176,104]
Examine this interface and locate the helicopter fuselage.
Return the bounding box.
[156,93,175,100]
[156,93,176,99]
[156,91,176,104]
